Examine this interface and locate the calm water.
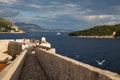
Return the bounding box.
[0,32,120,74]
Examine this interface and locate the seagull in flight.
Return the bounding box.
[95,59,105,65]
[76,55,79,57]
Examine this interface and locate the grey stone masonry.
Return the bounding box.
[19,50,48,80]
[35,48,120,80]
[8,41,22,60]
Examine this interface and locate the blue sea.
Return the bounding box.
[0,32,120,74]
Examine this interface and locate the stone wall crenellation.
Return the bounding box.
[8,41,22,60]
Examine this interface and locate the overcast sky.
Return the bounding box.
[0,0,120,30]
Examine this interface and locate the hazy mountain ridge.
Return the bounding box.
[15,23,47,32]
[15,22,73,32]
[0,18,23,33]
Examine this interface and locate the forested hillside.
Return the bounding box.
[0,18,23,33]
[69,24,120,37]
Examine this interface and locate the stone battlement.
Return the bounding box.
[35,48,120,80]
[0,40,120,80]
[0,50,27,80]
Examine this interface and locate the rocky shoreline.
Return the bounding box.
[0,31,24,34]
[76,36,115,38]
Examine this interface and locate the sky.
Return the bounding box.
[0,0,120,30]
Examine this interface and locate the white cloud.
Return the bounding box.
[105,21,119,25]
[29,4,41,8]
[1,0,119,30]
[84,15,115,21]
[72,14,116,22]
[40,3,84,19]
[0,0,17,4]
[0,8,19,17]
[63,3,78,8]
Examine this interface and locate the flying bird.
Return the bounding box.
[95,59,105,65]
[76,55,79,57]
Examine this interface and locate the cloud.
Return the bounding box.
[0,8,19,17]
[29,4,41,8]
[0,0,17,4]
[82,15,116,22]
[105,21,119,25]
[109,5,120,14]
[0,0,120,30]
[36,3,84,19]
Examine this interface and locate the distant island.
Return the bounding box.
[0,18,24,33]
[69,24,120,38]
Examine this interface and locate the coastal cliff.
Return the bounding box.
[0,18,24,33]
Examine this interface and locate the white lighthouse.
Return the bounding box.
[40,36,51,48]
[41,36,46,43]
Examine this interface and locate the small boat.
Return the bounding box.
[57,32,61,35]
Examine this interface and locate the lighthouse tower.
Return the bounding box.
[41,36,46,43]
[40,36,51,48]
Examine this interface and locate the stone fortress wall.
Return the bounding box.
[8,41,22,60]
[0,50,27,80]
[0,41,27,80]
[0,39,30,61]
[0,40,120,80]
[35,48,120,80]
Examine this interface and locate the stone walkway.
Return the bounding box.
[19,51,48,80]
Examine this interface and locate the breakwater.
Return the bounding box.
[0,40,120,80]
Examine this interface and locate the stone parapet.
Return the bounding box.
[39,46,56,53]
[35,48,120,80]
[0,50,27,80]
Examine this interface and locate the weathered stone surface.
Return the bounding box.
[35,48,120,80]
[0,62,7,72]
[0,50,27,80]
[1,40,120,80]
[8,41,22,59]
[19,52,48,80]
